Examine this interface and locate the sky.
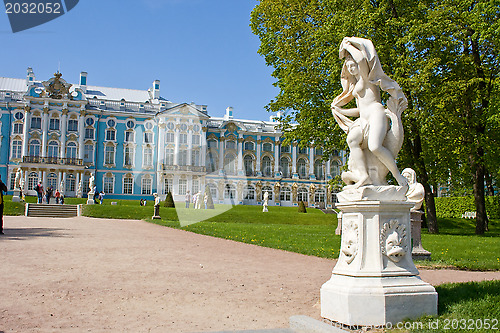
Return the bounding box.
[0,0,279,121]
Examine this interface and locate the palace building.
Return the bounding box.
[0,68,346,207]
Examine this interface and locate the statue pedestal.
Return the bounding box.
[321,197,437,326]
[87,191,95,205]
[152,205,161,219]
[12,189,21,202]
[411,211,432,260]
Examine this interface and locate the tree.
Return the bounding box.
[251,0,500,234]
[164,191,175,208]
[204,187,215,209]
[298,201,307,213]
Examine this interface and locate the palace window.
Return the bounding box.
[141,177,152,195]
[166,132,174,143]
[298,147,308,154]
[224,153,236,175]
[192,134,200,145]
[28,172,38,191]
[125,131,135,143]
[66,142,77,159]
[244,141,254,151]
[124,146,134,166]
[280,145,290,153]
[105,145,115,165]
[47,141,59,158]
[244,155,254,176]
[298,158,307,179]
[14,111,23,120]
[262,156,272,177]
[165,148,174,165]
[178,179,187,195]
[31,116,41,129]
[163,178,172,194]
[144,132,153,143]
[297,187,308,202]
[9,172,16,190]
[12,140,22,159]
[315,148,323,155]
[65,174,76,192]
[280,157,290,178]
[207,152,217,173]
[330,160,341,178]
[314,160,324,180]
[243,185,255,200]
[67,119,78,132]
[262,186,273,201]
[192,179,199,194]
[84,144,94,163]
[263,142,273,152]
[29,139,41,157]
[178,149,188,166]
[191,149,200,166]
[49,118,60,131]
[224,184,236,200]
[47,173,57,190]
[103,176,114,193]
[85,128,94,139]
[106,129,116,141]
[123,177,133,194]
[13,123,23,134]
[208,139,218,149]
[280,187,291,202]
[143,147,153,167]
[207,183,217,200]
[179,133,188,144]
[226,140,236,150]
[315,189,326,203]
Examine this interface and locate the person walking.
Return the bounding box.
[55,189,61,204]
[0,175,8,234]
[35,181,43,204]
[99,191,105,205]
[185,191,191,208]
[45,186,53,204]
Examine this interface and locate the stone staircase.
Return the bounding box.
[25,203,80,218]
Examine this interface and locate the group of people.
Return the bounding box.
[184,191,209,209]
[34,182,64,204]
[92,189,105,205]
[139,198,148,206]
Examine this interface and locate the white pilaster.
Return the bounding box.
[274,137,280,177]
[309,146,315,178]
[60,109,68,158]
[256,135,261,175]
[218,134,225,172]
[41,108,49,157]
[173,126,180,166]
[78,110,85,159]
[237,132,243,174]
[22,107,31,157]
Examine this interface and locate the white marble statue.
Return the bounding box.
[402,168,425,211]
[154,192,161,206]
[76,180,83,198]
[262,191,269,212]
[88,174,95,192]
[14,168,22,190]
[331,37,408,189]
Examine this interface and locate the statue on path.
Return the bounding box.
[331,37,408,189]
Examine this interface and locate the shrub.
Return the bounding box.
[298,201,307,213]
[164,191,175,208]
[434,195,500,219]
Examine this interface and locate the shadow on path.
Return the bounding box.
[0,228,71,241]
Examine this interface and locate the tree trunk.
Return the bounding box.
[472,151,488,235]
[485,169,495,196]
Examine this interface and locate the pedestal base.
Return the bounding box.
[12,189,21,202]
[152,215,161,220]
[87,199,95,205]
[321,274,437,326]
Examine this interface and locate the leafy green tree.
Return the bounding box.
[250,0,500,234]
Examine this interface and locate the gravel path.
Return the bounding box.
[1,216,499,332]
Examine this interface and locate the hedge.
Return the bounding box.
[434,196,500,219]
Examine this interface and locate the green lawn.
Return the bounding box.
[4,196,499,270]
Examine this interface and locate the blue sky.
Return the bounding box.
[0,0,279,121]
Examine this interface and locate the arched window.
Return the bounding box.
[314,160,324,180]
[47,172,57,190]
[28,172,38,191]
[297,158,307,179]
[29,139,41,157]
[280,186,291,201]
[263,142,273,152]
[297,187,308,202]
[226,140,236,150]
[262,186,273,201]
[224,153,236,175]
[244,155,254,176]
[279,157,290,178]
[280,145,290,153]
[298,146,308,154]
[315,188,326,203]
[243,185,255,200]
[66,174,76,192]
[207,139,218,149]
[330,160,341,178]
[262,156,272,177]
[206,152,217,173]
[47,141,59,158]
[244,141,254,151]
[66,142,77,159]
[224,184,236,199]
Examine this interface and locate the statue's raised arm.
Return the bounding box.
[331,37,408,190]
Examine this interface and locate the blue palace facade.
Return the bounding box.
[0,68,346,207]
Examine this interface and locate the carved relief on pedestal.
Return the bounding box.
[380,219,408,263]
[341,218,359,264]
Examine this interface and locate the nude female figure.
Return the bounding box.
[331,37,408,189]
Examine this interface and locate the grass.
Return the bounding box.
[4,196,499,270]
[391,280,500,332]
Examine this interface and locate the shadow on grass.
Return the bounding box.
[0,228,70,241]
[424,218,499,237]
[436,280,500,314]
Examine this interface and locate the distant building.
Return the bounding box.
[0,69,346,207]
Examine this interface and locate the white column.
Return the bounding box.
[201,125,207,169]
[41,108,49,157]
[42,170,47,190]
[173,126,180,166]
[237,132,243,174]
[23,170,28,192]
[60,109,68,158]
[22,107,31,157]
[78,110,85,160]
[326,159,331,179]
[274,137,280,176]
[157,123,165,165]
[218,134,225,171]
[187,128,193,166]
[256,135,261,175]
[309,146,315,178]
[292,143,297,174]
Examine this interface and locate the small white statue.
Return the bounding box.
[59,180,65,196]
[402,168,425,211]
[89,174,95,192]
[262,191,269,212]
[76,180,82,198]
[14,168,22,190]
[154,192,161,206]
